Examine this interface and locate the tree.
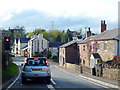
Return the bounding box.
[27,32,34,38]
[33,28,46,35]
[78,28,82,35]
[66,29,73,42]
[55,35,61,42]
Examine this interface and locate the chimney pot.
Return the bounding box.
[101,20,106,33]
[88,27,90,31]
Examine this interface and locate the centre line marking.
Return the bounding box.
[47,85,55,90]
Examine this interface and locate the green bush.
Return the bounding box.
[32,52,43,57]
[32,54,37,57]
[2,62,18,79]
[51,56,58,59]
[97,60,105,64]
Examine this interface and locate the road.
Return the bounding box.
[8,57,109,89]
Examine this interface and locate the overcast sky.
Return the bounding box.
[0,0,119,33]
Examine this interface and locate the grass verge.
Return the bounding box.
[2,63,18,83]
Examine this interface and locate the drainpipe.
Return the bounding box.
[117,40,119,55]
[114,38,120,55]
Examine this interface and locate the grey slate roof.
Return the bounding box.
[91,29,118,40]
[79,36,95,44]
[19,38,30,43]
[79,29,119,44]
[59,40,77,48]
[49,42,66,47]
[21,45,28,49]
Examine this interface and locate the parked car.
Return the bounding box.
[21,57,51,84]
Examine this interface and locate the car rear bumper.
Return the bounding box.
[22,71,51,78]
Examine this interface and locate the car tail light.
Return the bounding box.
[46,60,49,66]
[24,58,28,66]
[34,58,38,60]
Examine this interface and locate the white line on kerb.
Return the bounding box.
[53,65,108,88]
[51,78,56,85]
[6,67,21,90]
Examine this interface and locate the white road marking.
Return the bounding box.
[51,78,56,85]
[6,67,21,90]
[53,65,108,88]
[47,85,55,90]
[78,75,108,88]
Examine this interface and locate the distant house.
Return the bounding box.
[90,29,120,60]
[20,45,28,57]
[14,38,18,54]
[78,36,93,67]
[49,42,65,56]
[59,40,80,67]
[13,38,30,56]
[28,34,49,57]
[18,38,30,55]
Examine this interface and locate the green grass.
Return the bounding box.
[2,63,18,78]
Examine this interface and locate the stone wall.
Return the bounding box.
[65,63,91,75]
[103,68,120,80]
[63,62,120,81]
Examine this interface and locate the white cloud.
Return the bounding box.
[0,0,119,31]
[0,0,119,18]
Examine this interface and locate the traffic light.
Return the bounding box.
[4,36,11,50]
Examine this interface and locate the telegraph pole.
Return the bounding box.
[51,21,54,30]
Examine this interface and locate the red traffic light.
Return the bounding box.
[5,38,10,41]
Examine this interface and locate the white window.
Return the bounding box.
[104,42,108,51]
[83,45,85,51]
[97,42,100,51]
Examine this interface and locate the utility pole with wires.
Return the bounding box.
[85,27,88,39]
[51,21,54,30]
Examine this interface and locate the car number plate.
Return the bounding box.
[32,69,40,71]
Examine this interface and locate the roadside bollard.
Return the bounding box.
[80,66,82,73]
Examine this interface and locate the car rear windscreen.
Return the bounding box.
[26,58,47,66]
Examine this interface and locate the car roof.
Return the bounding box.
[26,57,47,60]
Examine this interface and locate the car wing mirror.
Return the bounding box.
[21,63,23,66]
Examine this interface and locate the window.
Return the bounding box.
[97,43,100,51]
[83,45,85,51]
[26,58,47,66]
[83,59,85,64]
[41,40,43,49]
[38,40,39,51]
[104,42,107,50]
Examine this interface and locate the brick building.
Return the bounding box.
[78,21,120,67]
[59,40,80,67]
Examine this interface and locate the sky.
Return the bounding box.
[0,0,119,34]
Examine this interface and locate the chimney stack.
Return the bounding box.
[88,27,90,31]
[86,27,92,38]
[101,20,106,33]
